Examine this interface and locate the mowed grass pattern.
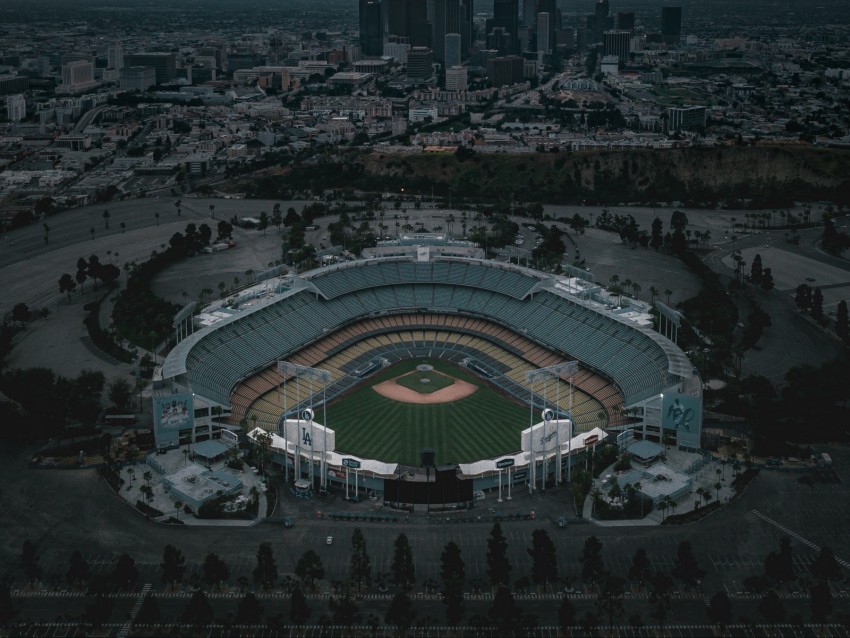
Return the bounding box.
[394,369,454,394]
[325,359,530,466]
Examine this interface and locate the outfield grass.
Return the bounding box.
[393,369,454,394]
[325,359,531,466]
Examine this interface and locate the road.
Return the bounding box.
[2,443,849,628]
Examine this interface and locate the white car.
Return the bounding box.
[326,536,333,545]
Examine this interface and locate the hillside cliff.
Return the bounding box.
[241,145,850,206]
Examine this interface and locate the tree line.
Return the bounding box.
[4,529,846,631]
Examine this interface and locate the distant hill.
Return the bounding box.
[238,145,850,207]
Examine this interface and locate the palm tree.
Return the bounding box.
[209,204,215,219]
[649,286,658,304]
[631,282,641,300]
[120,221,126,234]
[447,214,455,237]
[175,199,182,216]
[714,481,722,502]
[155,212,160,226]
[103,209,110,229]
[664,288,672,304]
[90,227,95,240]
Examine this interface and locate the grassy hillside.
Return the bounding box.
[237,145,850,206]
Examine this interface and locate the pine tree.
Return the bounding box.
[253,542,278,590]
[349,528,371,593]
[391,533,415,588]
[440,542,465,624]
[289,586,311,625]
[161,545,186,589]
[580,536,606,584]
[528,529,558,590]
[486,523,511,588]
[672,541,705,589]
[750,253,763,284]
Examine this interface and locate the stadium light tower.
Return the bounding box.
[527,361,579,491]
[277,361,331,490]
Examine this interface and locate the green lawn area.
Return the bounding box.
[394,369,455,394]
[325,359,531,466]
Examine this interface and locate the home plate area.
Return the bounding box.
[371,364,478,404]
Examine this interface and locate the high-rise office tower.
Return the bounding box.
[408,0,429,46]
[487,54,524,87]
[661,6,682,46]
[387,0,429,46]
[444,33,462,68]
[523,0,537,28]
[537,13,550,54]
[594,0,609,42]
[407,46,434,79]
[359,0,384,56]
[617,11,635,33]
[6,94,25,122]
[125,53,177,84]
[603,30,630,62]
[445,65,468,90]
[107,42,124,71]
[387,0,408,37]
[432,0,460,63]
[459,0,473,58]
[492,0,519,54]
[60,60,97,93]
[538,0,557,48]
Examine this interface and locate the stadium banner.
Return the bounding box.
[153,393,194,446]
[154,394,193,431]
[521,419,573,453]
[662,392,701,448]
[281,418,336,453]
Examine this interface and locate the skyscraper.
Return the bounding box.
[603,30,630,63]
[107,42,124,71]
[6,94,25,122]
[432,0,460,63]
[594,0,610,43]
[617,11,635,33]
[492,0,519,55]
[661,6,682,46]
[523,0,538,28]
[537,13,550,54]
[386,0,429,46]
[408,0,429,46]
[407,46,434,80]
[459,0,474,58]
[445,33,462,68]
[537,0,557,51]
[125,53,177,84]
[359,0,384,57]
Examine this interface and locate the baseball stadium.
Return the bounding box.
[155,248,701,507]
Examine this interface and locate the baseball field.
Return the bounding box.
[324,359,531,466]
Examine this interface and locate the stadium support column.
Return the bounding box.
[322,384,327,490]
[507,467,512,500]
[528,383,536,494]
[498,469,503,502]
